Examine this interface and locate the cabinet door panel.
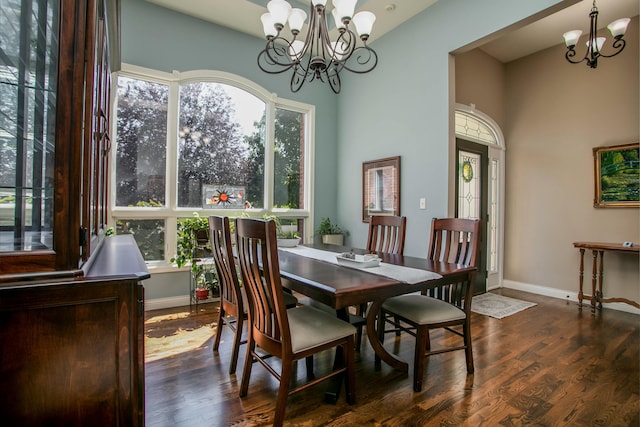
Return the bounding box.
[0,0,60,256]
[0,278,143,426]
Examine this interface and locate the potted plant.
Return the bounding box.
[276,229,301,247]
[263,214,301,247]
[170,212,219,300]
[194,269,219,300]
[316,217,346,246]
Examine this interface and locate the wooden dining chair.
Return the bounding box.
[235,218,356,426]
[351,215,408,348]
[209,216,245,375]
[209,216,298,375]
[377,217,481,392]
[366,215,407,255]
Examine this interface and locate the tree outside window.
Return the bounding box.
[177,82,264,208]
[111,70,311,263]
[115,77,168,207]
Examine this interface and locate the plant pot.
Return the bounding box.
[277,237,301,247]
[195,288,210,300]
[322,234,344,246]
[194,229,209,246]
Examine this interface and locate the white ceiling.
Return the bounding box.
[480,0,638,62]
[144,0,438,43]
[145,0,638,63]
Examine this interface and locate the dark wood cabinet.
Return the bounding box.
[0,235,147,426]
[0,277,144,426]
[0,0,119,273]
[0,2,144,424]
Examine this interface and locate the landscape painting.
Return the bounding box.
[593,143,639,208]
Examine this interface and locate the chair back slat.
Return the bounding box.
[426,217,481,310]
[366,215,407,255]
[235,218,291,356]
[428,218,480,268]
[209,216,242,315]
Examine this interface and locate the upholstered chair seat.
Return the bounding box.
[378,217,480,392]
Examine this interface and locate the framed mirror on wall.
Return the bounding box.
[593,142,639,208]
[362,156,400,222]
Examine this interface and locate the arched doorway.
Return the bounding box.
[454,104,505,291]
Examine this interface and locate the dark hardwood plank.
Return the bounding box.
[144,289,639,426]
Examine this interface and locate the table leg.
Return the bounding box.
[323,307,348,404]
[590,250,598,314]
[366,299,408,373]
[578,248,585,309]
[597,250,604,310]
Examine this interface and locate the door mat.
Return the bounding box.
[471,292,537,319]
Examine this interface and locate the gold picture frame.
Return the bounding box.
[593,142,639,208]
[362,156,400,222]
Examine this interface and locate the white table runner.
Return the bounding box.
[279,246,441,284]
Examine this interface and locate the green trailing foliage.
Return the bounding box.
[170,213,218,290]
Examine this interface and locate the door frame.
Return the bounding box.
[452,104,506,291]
[456,139,488,294]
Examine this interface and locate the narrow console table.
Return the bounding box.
[573,242,639,313]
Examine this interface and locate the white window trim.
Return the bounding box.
[110,64,315,269]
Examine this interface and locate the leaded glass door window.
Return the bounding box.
[456,139,488,293]
[458,151,480,220]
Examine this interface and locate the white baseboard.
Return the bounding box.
[144,295,190,311]
[146,283,639,315]
[502,280,640,315]
[144,295,221,311]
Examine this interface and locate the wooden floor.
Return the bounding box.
[144,289,639,426]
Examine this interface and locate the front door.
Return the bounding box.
[456,138,488,294]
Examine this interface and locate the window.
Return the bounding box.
[115,77,168,207]
[454,111,498,145]
[458,150,481,220]
[177,82,265,209]
[116,219,165,261]
[273,108,305,209]
[111,66,314,264]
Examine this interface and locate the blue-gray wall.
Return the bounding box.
[122,0,341,226]
[122,0,568,303]
[335,0,569,256]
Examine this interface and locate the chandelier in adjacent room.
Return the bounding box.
[257,0,378,94]
[562,0,630,68]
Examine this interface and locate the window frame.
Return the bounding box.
[110,64,315,270]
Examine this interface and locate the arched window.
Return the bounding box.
[111,65,314,267]
[455,110,499,145]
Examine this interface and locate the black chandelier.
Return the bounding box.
[257,0,378,94]
[562,0,630,68]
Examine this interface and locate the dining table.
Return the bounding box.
[276,243,476,400]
